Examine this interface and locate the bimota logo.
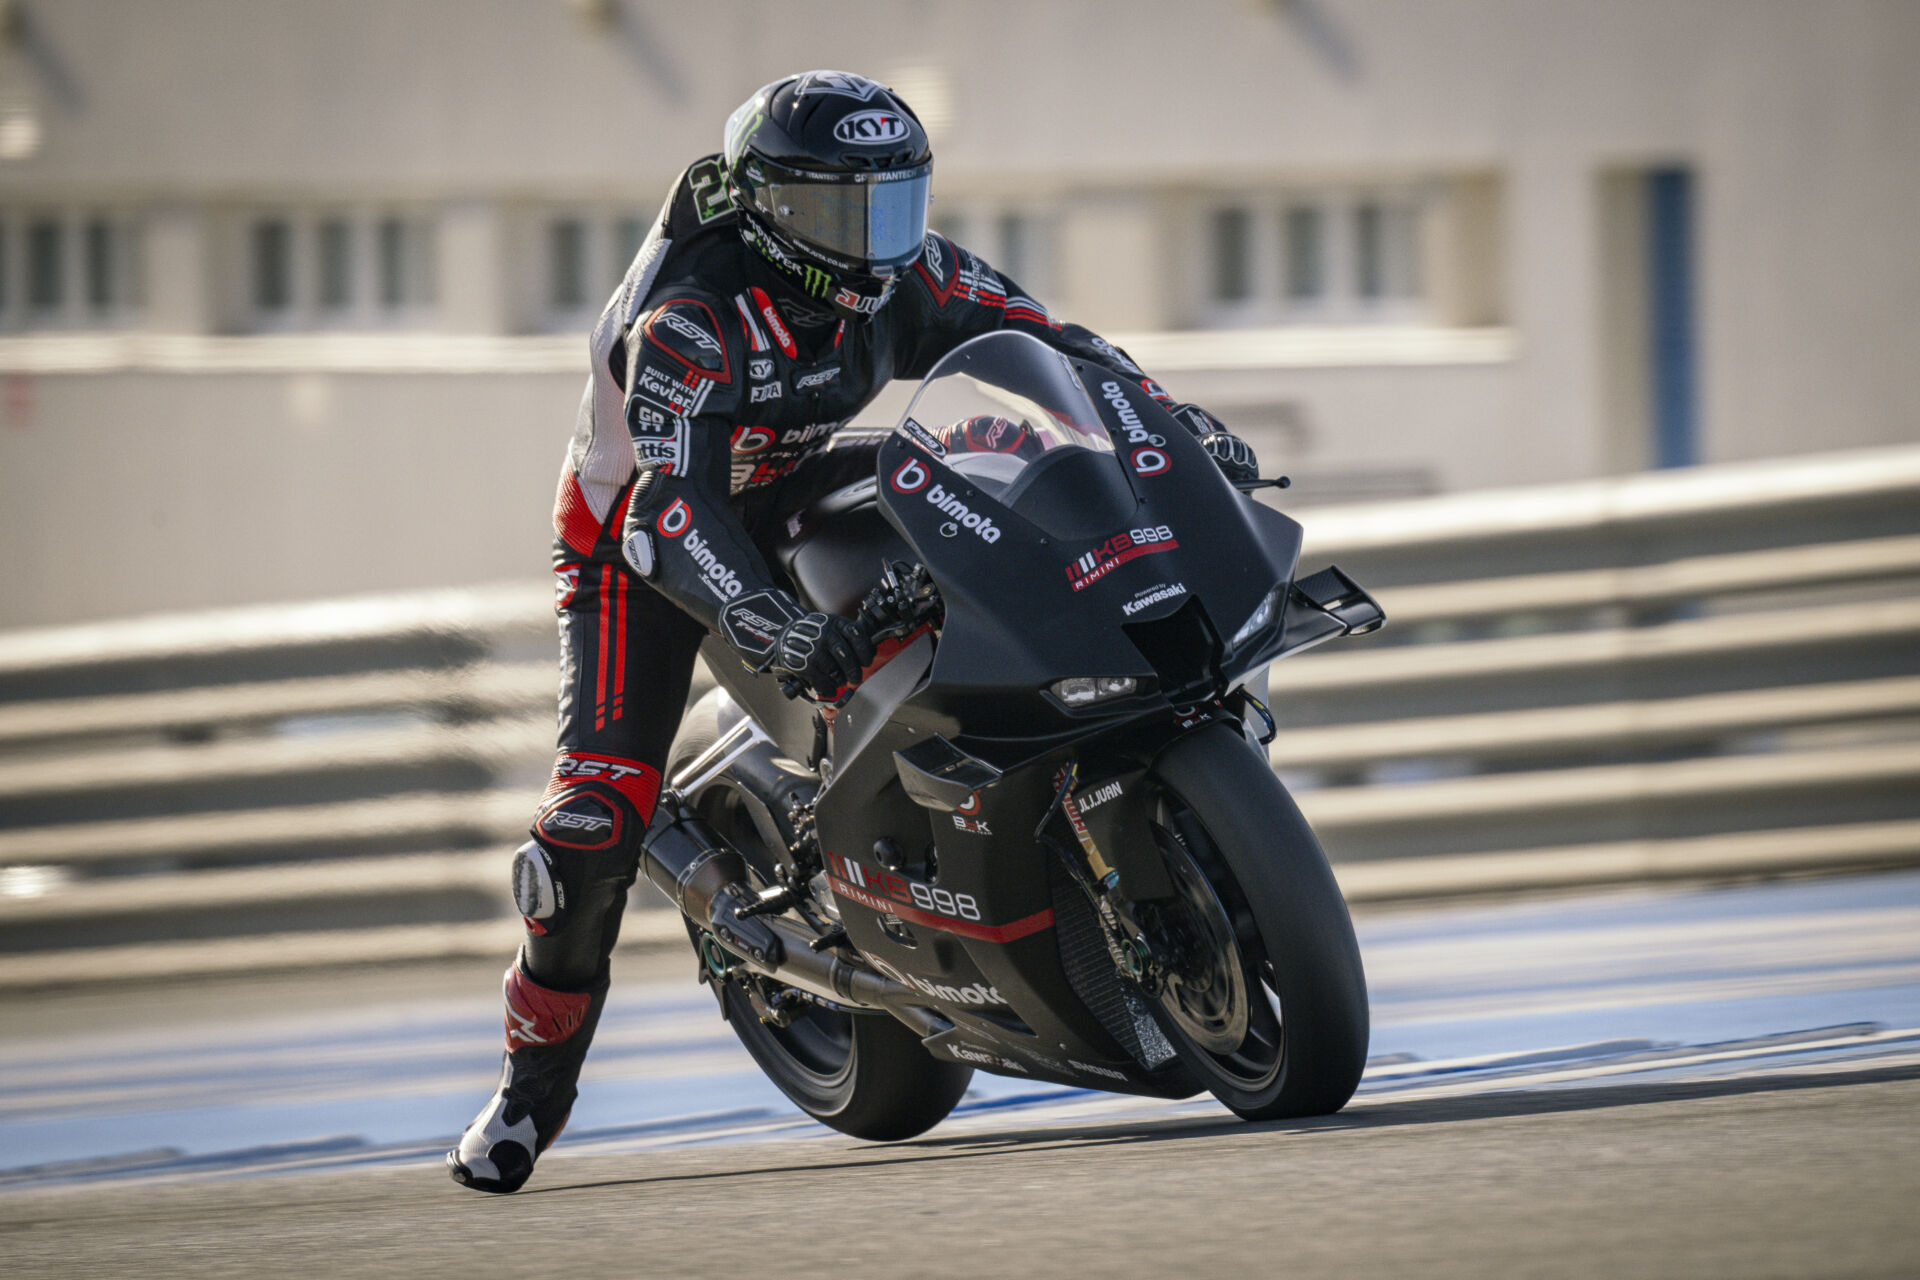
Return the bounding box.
[868,955,1008,1008]
[1131,446,1170,476]
[891,458,930,493]
[750,287,797,358]
[684,529,743,601]
[1066,526,1178,592]
[1101,381,1170,477]
[926,483,1001,543]
[1123,582,1186,616]
[780,421,834,446]
[731,425,775,454]
[656,499,693,537]
[833,109,911,145]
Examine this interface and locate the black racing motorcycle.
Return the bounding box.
[639,330,1383,1136]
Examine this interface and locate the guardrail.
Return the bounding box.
[2,444,1917,986]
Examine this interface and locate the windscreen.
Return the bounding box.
[894,331,1120,524]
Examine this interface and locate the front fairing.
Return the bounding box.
[875,332,1301,736]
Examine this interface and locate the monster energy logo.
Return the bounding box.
[800,265,832,296]
[724,102,766,162]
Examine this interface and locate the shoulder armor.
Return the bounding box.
[639,296,733,383]
[911,232,960,305]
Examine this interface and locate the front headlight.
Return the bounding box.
[1230,585,1287,650]
[1050,676,1139,707]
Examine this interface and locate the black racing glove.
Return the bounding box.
[1170,402,1261,485]
[770,610,876,703]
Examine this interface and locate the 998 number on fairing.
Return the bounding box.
[825,851,982,921]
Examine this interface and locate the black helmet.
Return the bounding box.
[724,71,933,321]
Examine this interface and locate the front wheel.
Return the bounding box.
[1134,724,1369,1119]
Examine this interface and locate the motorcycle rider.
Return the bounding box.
[448,69,1260,1193]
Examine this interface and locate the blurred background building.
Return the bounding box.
[0,0,1915,625]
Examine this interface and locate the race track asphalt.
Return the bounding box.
[5,1069,1916,1279]
[5,870,1920,1278]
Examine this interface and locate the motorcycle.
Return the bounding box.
[639,329,1384,1137]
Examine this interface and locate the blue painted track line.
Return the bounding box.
[4,870,1918,1189]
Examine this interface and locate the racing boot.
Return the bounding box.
[447,960,608,1194]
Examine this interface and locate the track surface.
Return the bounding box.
[5,872,1920,1277]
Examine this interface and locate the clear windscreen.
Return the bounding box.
[895,331,1116,506]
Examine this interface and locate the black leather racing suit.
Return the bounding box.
[479,156,1197,1153]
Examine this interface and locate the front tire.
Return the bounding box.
[1138,724,1369,1119]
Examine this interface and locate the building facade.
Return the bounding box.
[1,0,1915,624]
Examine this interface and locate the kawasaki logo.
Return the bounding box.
[1123,582,1186,616]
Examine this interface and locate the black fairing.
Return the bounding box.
[704,334,1324,1096]
[872,354,1301,732]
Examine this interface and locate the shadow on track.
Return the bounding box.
[522,1061,1920,1197]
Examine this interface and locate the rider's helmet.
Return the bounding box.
[723,71,933,322]
[936,414,1043,460]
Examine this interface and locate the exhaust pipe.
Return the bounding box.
[640,807,945,1038]
[640,811,786,969]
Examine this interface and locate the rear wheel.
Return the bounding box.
[666,693,972,1141]
[1133,724,1369,1119]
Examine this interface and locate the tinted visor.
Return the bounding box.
[763,166,931,270]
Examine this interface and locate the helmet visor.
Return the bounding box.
[762,166,931,270]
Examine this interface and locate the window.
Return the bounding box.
[1199,187,1433,325]
[1283,205,1324,300]
[549,219,586,311]
[252,219,292,311]
[318,219,353,310]
[1355,201,1420,300]
[1210,208,1253,302]
[84,220,115,310]
[378,216,434,309]
[240,209,437,329]
[0,212,141,326]
[27,219,61,311]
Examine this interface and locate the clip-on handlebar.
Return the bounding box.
[778,561,943,704]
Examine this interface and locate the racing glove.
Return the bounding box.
[1170,402,1261,485]
[769,609,876,704]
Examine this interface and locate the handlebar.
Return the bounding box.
[780,561,942,706]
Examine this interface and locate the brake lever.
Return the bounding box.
[1233,475,1292,493]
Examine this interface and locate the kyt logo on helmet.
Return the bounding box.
[723,71,933,322]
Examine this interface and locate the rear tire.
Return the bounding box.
[1139,724,1369,1119]
[665,692,973,1141]
[721,989,973,1141]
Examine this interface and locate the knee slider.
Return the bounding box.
[512,781,643,936]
